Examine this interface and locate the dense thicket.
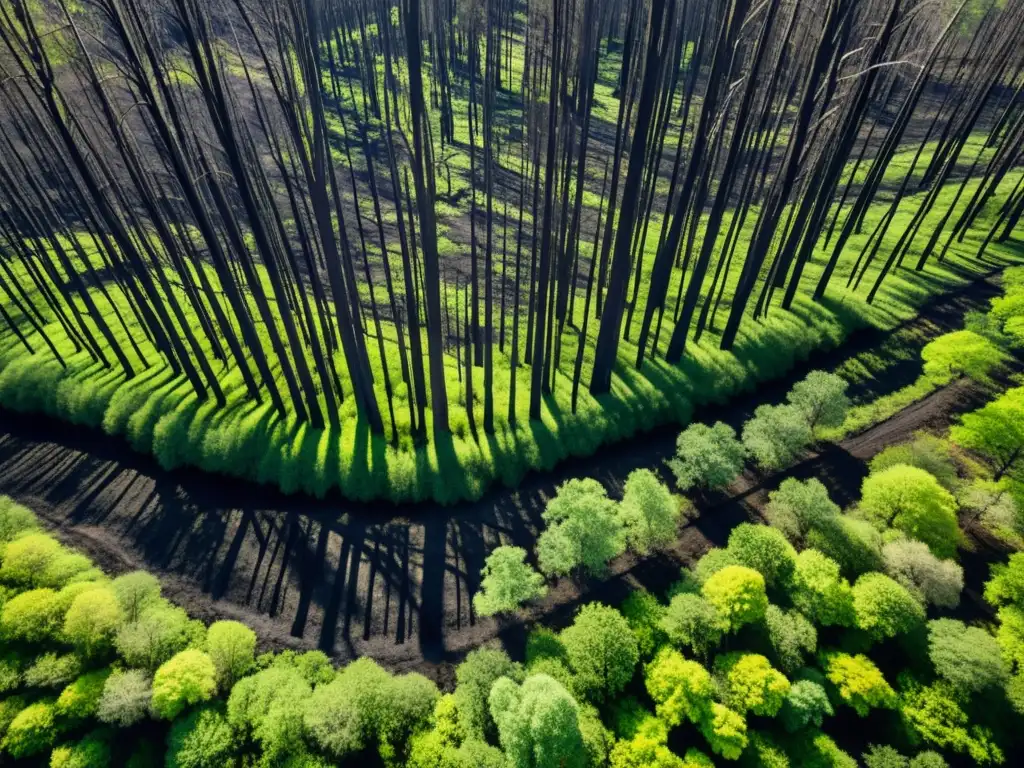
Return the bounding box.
[0,0,1021,501]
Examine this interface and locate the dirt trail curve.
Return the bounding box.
[0,275,1003,681]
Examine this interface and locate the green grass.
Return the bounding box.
[0,171,1020,505]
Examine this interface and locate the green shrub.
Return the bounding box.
[24,652,81,689]
[63,587,122,658]
[922,330,1006,385]
[862,744,908,768]
[742,732,791,768]
[488,674,585,768]
[805,515,884,578]
[693,547,739,583]
[0,652,23,694]
[618,591,666,661]
[785,730,857,768]
[660,592,722,661]
[821,652,896,716]
[869,433,959,490]
[116,602,197,670]
[151,649,218,720]
[0,533,62,587]
[165,704,237,768]
[951,386,1024,481]
[227,666,310,764]
[96,669,152,727]
[111,572,162,622]
[881,539,963,608]
[852,573,925,642]
[701,565,768,632]
[926,618,1007,692]
[453,647,522,738]
[742,404,813,472]
[0,497,39,544]
[473,546,546,617]
[644,646,713,727]
[262,649,335,686]
[55,668,111,721]
[49,730,111,768]
[0,695,27,741]
[714,652,789,717]
[303,674,370,760]
[859,465,960,558]
[763,605,816,674]
[698,702,748,760]
[610,734,687,767]
[2,698,58,758]
[898,678,1004,765]
[984,551,1024,607]
[667,422,746,491]
[560,603,638,705]
[1,587,64,643]
[779,679,832,732]
[536,479,625,578]
[787,370,850,434]
[765,478,840,543]
[727,524,797,588]
[908,753,948,768]
[205,620,256,690]
[619,469,683,555]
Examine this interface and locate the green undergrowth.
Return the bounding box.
[0,175,1021,505]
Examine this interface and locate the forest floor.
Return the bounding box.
[0,272,1010,685]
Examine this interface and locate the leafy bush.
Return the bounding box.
[882,539,963,608]
[205,620,256,690]
[488,674,585,768]
[859,465,960,558]
[898,678,1004,765]
[787,371,850,434]
[821,652,896,716]
[473,546,546,616]
[951,386,1024,481]
[116,602,198,670]
[560,603,639,705]
[862,744,908,768]
[453,647,522,738]
[786,730,857,768]
[24,653,81,689]
[742,404,813,472]
[984,551,1024,607]
[701,565,768,632]
[0,533,62,588]
[55,668,111,721]
[165,704,237,768]
[852,573,925,641]
[714,652,789,716]
[927,618,1006,692]
[620,590,667,659]
[63,587,123,658]
[727,524,797,588]
[869,433,959,490]
[151,649,218,720]
[698,702,748,760]
[112,572,162,622]
[645,646,714,726]
[667,422,746,491]
[763,605,816,674]
[0,496,39,543]
[2,698,58,758]
[805,516,884,577]
[97,669,152,727]
[765,478,840,543]
[227,666,310,763]
[693,547,739,583]
[303,674,370,760]
[619,469,683,555]
[789,550,855,627]
[780,679,832,732]
[609,734,687,768]
[0,587,63,643]
[49,730,111,768]
[536,479,625,578]
[660,592,722,661]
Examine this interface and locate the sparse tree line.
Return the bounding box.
[0,0,1022,449]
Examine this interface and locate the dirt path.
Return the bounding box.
[0,276,1003,682]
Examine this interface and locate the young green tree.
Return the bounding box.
[473,546,546,617]
[766,478,840,543]
[227,666,311,763]
[454,647,522,739]
[111,572,162,623]
[951,387,1024,480]
[780,679,833,732]
[714,653,790,716]
[921,330,1006,385]
[698,702,748,760]
[536,479,625,578]
[667,422,746,491]
[702,566,768,632]
[63,587,122,659]
[727,524,797,588]
[151,649,218,720]
[787,371,851,434]
[165,705,237,768]
[821,652,897,716]
[205,621,256,690]
[927,619,1007,692]
[984,552,1024,608]
[660,593,723,661]
[742,404,813,472]
[898,678,1004,765]
[644,647,714,727]
[869,434,959,491]
[882,540,963,609]
[488,674,586,768]
[852,573,926,641]
[621,591,668,660]
[858,465,960,558]
[619,469,683,555]
[561,604,639,705]
[97,669,152,727]
[763,605,817,674]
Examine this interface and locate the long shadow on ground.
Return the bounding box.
[0,273,1005,680]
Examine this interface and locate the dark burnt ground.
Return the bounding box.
[0,272,1008,687]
